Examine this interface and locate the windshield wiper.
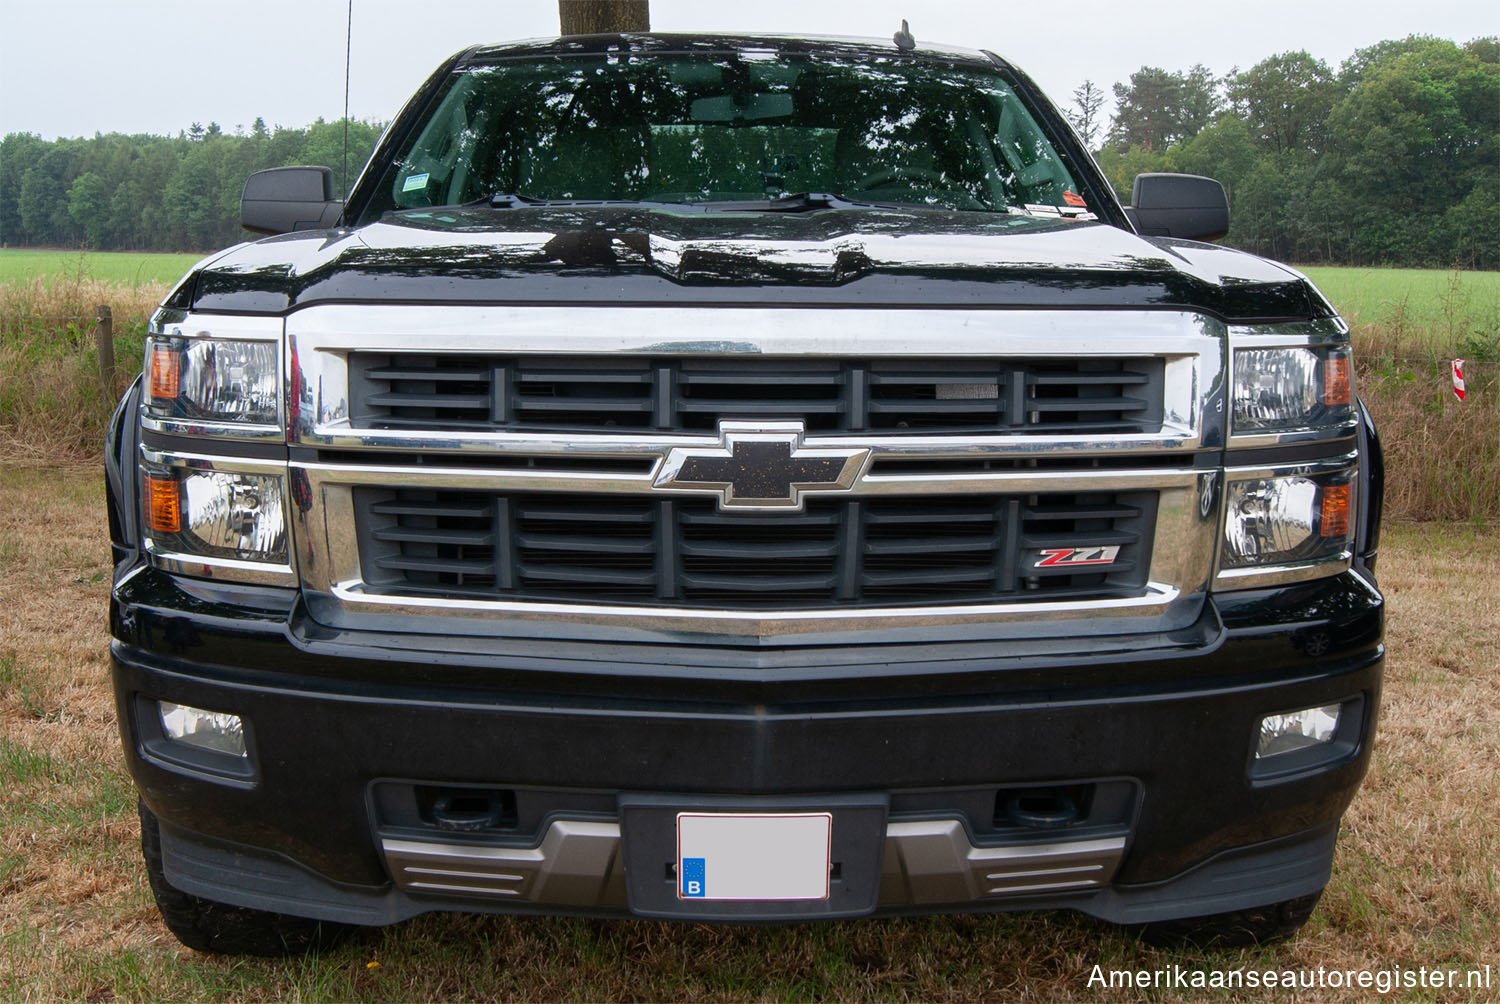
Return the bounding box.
[698,192,867,212]
[389,194,645,214]
[471,193,653,209]
[700,192,1008,213]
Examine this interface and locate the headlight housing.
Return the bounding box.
[1231,344,1352,438]
[1218,467,1355,585]
[144,335,279,428]
[142,464,288,566]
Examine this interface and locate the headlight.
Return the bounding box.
[144,336,278,427]
[1221,472,1353,570]
[1232,345,1352,436]
[143,468,287,563]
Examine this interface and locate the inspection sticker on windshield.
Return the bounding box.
[401,172,430,192]
[677,812,831,900]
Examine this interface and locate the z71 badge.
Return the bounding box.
[1034,546,1122,568]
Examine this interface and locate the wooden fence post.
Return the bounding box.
[95,304,114,390]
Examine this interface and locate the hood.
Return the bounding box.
[181,206,1328,322]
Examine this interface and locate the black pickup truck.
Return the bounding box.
[105,32,1384,954]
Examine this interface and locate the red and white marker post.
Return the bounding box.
[1452,359,1466,402]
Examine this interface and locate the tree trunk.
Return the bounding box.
[558,0,649,34]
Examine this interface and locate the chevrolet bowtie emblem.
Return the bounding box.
[653,422,870,510]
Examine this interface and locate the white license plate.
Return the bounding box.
[676,812,832,901]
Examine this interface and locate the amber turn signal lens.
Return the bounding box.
[1319,484,1350,538]
[146,476,181,534]
[1323,355,1351,407]
[150,347,180,400]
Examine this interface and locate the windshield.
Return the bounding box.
[363,49,1091,217]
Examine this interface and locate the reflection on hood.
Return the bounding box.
[187,205,1324,321]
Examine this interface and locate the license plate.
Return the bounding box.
[676,812,832,901]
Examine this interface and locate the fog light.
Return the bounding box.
[159,701,246,758]
[1256,703,1341,759]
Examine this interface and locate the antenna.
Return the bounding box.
[342,0,353,199]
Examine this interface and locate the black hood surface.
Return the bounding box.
[183,206,1329,323]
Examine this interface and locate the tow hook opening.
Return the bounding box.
[417,786,519,832]
[995,785,1093,830]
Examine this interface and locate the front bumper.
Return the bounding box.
[111,566,1383,926]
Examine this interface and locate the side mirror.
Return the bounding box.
[240,166,343,235]
[1128,173,1229,242]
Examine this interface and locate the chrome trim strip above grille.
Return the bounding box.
[294,459,1199,498]
[287,305,1221,456]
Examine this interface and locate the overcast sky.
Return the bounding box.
[1,0,1494,140]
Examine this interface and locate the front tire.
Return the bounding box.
[138,801,353,956]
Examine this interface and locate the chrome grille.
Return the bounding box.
[349,355,1165,436]
[354,488,1156,609]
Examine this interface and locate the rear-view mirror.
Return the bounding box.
[689,93,795,122]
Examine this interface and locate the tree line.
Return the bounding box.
[1,33,1495,267]
[0,118,383,253]
[1076,35,1498,269]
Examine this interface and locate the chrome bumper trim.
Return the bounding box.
[380,819,1127,908]
[880,820,1126,901]
[383,822,626,907]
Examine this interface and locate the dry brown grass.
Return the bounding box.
[0,278,165,462]
[1,469,1497,1002]
[1354,324,1499,524]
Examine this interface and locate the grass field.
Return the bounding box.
[0,467,1496,1001]
[0,249,204,288]
[1298,266,1500,355]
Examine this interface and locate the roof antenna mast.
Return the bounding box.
[893,19,916,51]
[342,0,353,199]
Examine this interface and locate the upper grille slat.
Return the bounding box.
[364,392,491,410]
[679,540,842,560]
[371,526,494,547]
[514,533,657,555]
[1025,397,1147,413]
[863,536,999,556]
[364,367,490,382]
[1030,371,1151,386]
[348,355,1165,436]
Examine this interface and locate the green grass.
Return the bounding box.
[1299,266,1500,347]
[0,248,203,287]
